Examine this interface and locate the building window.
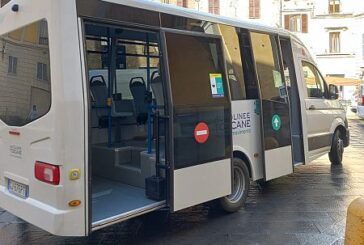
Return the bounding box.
[209,0,220,15]
[39,20,49,45]
[284,14,308,33]
[8,56,17,74]
[249,0,260,19]
[329,32,340,53]
[329,0,340,14]
[37,62,48,81]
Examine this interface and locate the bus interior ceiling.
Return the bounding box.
[85,23,166,223]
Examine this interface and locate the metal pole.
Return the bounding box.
[154,111,160,177]
[147,33,153,154]
[279,0,283,28]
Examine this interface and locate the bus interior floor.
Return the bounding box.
[91,177,164,223]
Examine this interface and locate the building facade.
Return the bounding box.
[152,0,280,26]
[2,0,363,82]
[283,0,364,81]
[153,0,364,83]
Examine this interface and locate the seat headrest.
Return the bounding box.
[91,80,106,87]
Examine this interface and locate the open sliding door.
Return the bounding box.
[163,30,232,211]
[250,32,293,181]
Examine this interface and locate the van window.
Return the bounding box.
[302,61,326,98]
[0,20,51,126]
[250,32,286,102]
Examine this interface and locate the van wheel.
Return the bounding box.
[329,129,344,165]
[219,158,250,213]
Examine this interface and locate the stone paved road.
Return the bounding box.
[0,119,363,245]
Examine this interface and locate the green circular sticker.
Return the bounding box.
[272,114,281,131]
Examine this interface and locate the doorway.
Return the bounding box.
[84,22,167,226]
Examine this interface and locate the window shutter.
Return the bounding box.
[302,14,308,33]
[284,15,290,30]
[249,0,253,17]
[182,0,188,8]
[177,0,183,7]
[14,57,17,73]
[8,56,12,73]
[249,0,260,19]
[255,0,260,18]
[208,0,220,14]
[44,64,48,81]
[37,63,42,80]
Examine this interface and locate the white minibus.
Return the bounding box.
[0,0,350,236]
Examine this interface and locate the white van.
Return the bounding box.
[0,0,349,236]
[357,83,364,118]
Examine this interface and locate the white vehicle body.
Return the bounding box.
[357,84,364,119]
[351,94,358,112]
[0,0,349,237]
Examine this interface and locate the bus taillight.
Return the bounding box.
[35,162,60,185]
[362,96,364,105]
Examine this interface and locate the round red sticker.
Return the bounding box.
[194,122,210,144]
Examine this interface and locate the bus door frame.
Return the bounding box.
[248,31,294,181]
[278,36,306,166]
[160,27,233,212]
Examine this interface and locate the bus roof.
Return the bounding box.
[0,0,306,50]
[104,0,291,37]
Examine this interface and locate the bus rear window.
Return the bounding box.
[0,20,51,126]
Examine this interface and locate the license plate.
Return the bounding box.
[8,179,28,199]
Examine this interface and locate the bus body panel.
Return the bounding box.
[0,0,87,236]
[173,159,231,211]
[232,100,264,181]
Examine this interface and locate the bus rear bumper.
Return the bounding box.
[0,186,85,236]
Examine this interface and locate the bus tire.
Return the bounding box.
[329,129,344,165]
[219,158,250,213]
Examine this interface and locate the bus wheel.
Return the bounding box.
[219,158,250,213]
[329,129,344,165]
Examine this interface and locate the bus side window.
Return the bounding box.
[250,32,286,102]
[239,30,260,100]
[218,25,246,101]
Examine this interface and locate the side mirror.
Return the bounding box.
[329,84,339,100]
